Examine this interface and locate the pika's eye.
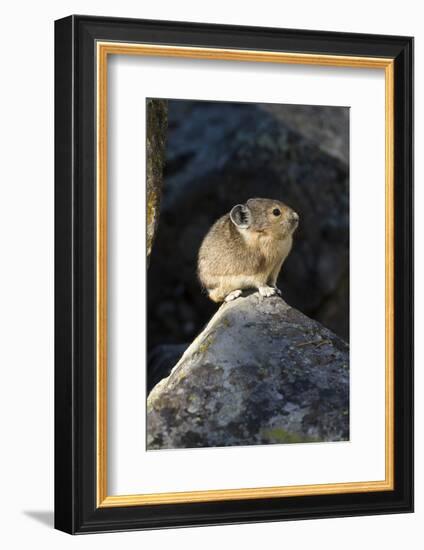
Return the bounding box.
[272,208,281,217]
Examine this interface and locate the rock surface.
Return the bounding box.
[260,104,349,164]
[147,292,349,450]
[146,99,168,264]
[147,100,349,360]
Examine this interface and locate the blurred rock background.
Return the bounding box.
[147,99,349,384]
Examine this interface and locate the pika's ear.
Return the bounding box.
[230,204,251,229]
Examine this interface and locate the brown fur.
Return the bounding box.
[198,198,299,302]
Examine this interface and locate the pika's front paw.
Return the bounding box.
[258,285,278,298]
[271,285,282,296]
[225,289,243,302]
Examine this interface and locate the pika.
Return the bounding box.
[198,197,299,303]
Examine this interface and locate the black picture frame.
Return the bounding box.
[55,14,414,534]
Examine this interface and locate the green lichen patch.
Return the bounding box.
[261,427,316,444]
[197,333,216,355]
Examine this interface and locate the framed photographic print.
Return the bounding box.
[54,15,414,534]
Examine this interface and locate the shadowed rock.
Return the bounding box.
[147,292,349,450]
[147,343,187,393]
[146,98,168,265]
[259,104,349,164]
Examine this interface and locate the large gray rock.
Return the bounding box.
[147,292,349,450]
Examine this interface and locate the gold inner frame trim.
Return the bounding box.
[96,41,395,508]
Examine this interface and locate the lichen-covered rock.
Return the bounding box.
[147,292,349,449]
[146,99,168,264]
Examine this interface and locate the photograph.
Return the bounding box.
[146,98,350,450]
